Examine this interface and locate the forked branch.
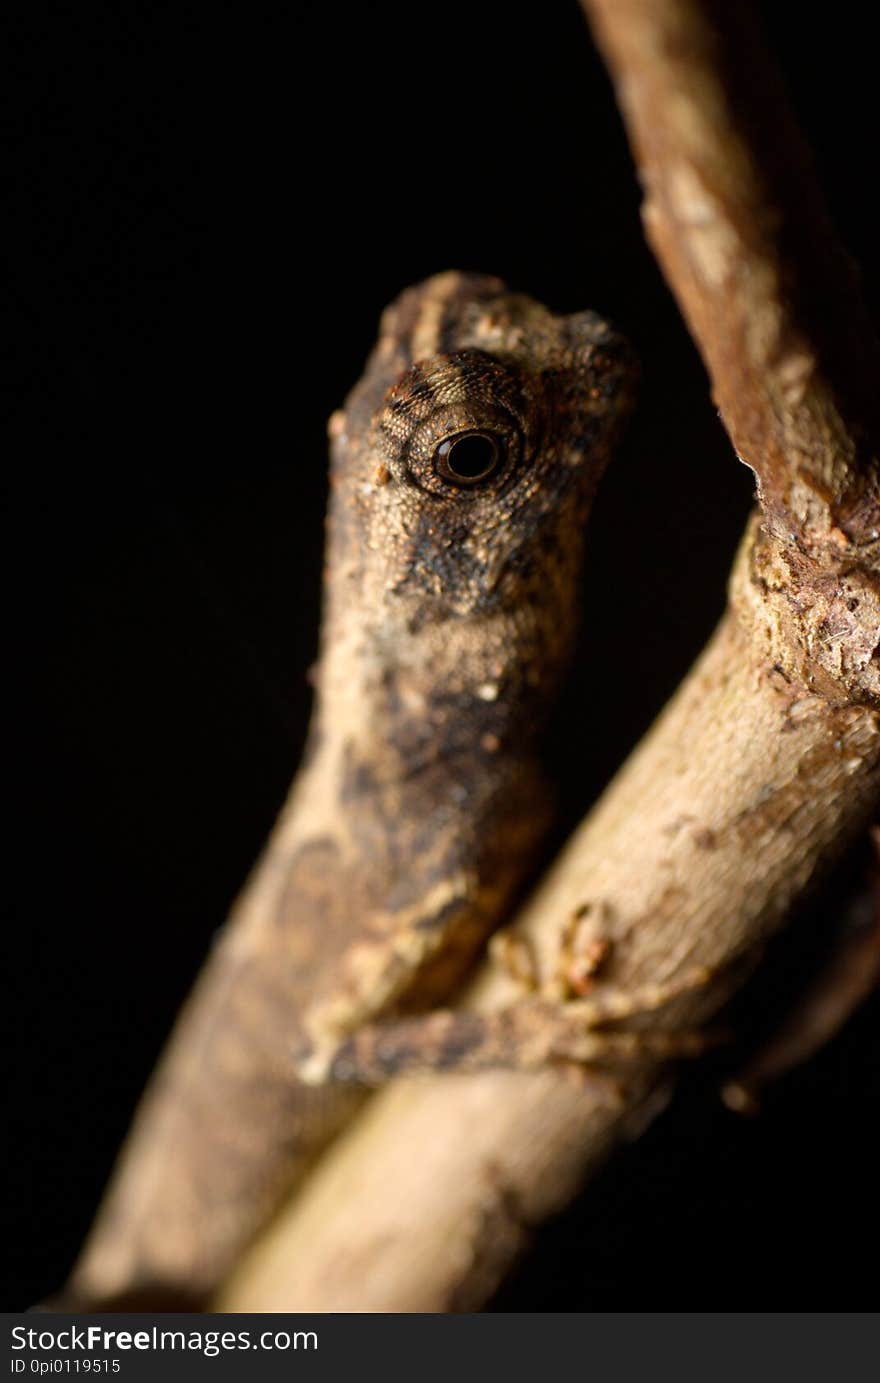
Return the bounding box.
[216,0,880,1311]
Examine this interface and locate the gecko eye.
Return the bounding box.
[384,354,528,499]
[434,431,503,487]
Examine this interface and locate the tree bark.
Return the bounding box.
[216,0,880,1311]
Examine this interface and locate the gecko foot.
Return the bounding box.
[294,967,720,1086]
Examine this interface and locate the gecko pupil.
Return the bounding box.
[435,432,501,487]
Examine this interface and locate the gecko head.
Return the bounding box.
[332,272,636,612]
[326,272,637,716]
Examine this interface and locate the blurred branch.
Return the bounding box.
[217,0,880,1311]
[590,0,880,559]
[723,835,880,1113]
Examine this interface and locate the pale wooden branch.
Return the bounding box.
[216,0,880,1311]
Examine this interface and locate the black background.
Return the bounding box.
[4,1,878,1310]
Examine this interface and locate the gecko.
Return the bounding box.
[65,271,637,1309]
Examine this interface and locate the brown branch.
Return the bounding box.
[591,0,880,554]
[586,0,880,708]
[722,842,880,1113]
[216,0,880,1311]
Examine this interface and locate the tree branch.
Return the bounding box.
[586,0,880,708]
[216,0,880,1311]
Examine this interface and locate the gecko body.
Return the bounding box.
[67,272,636,1308]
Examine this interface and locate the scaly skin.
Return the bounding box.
[65,272,636,1309]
